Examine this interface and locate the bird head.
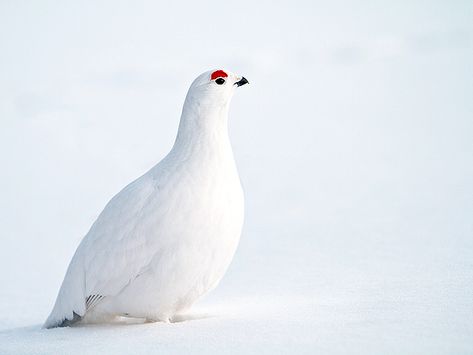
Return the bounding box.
[184,69,249,111]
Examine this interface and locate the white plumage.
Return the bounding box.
[44,70,248,328]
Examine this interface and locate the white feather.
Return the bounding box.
[43,70,246,328]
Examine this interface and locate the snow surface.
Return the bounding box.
[0,1,472,354]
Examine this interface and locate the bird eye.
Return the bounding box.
[215,78,225,85]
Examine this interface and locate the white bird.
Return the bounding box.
[44,69,249,328]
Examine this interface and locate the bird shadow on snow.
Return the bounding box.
[0,312,215,343]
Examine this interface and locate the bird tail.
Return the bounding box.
[46,312,82,328]
[43,253,87,329]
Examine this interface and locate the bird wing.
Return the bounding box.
[44,168,173,328]
[82,172,164,298]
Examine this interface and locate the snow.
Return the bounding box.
[0,1,472,354]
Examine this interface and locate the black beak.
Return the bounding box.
[235,77,249,87]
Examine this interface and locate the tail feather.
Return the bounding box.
[47,312,82,329]
[43,252,86,329]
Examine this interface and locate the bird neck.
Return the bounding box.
[171,98,232,159]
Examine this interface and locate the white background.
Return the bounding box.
[0,1,472,354]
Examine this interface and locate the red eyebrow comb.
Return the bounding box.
[210,70,228,80]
